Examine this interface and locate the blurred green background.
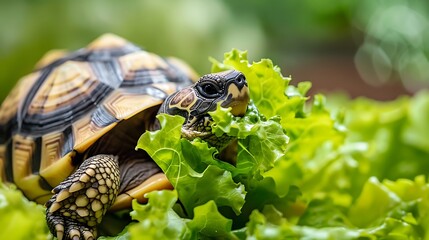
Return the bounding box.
[1,0,428,103]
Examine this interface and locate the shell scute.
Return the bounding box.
[0,72,40,126]
[28,61,98,115]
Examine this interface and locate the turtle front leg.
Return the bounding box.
[45,154,120,240]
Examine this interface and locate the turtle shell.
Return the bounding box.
[0,34,197,203]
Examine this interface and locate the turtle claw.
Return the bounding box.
[65,222,96,240]
[55,223,64,240]
[45,213,64,239]
[46,208,96,240]
[45,154,120,240]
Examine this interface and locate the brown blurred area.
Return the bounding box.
[291,53,410,101]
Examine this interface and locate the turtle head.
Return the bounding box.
[158,70,250,150]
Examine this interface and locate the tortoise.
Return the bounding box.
[0,34,250,240]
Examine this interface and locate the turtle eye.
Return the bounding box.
[198,82,220,98]
[236,75,245,83]
[203,84,217,95]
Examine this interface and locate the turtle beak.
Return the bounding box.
[222,82,250,117]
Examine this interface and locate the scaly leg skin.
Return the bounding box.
[45,154,120,240]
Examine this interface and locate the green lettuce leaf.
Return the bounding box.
[187,200,235,239]
[209,102,289,177]
[247,175,428,239]
[208,102,303,229]
[129,190,191,240]
[247,208,366,240]
[0,183,48,240]
[327,91,429,181]
[136,114,246,216]
[126,190,238,240]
